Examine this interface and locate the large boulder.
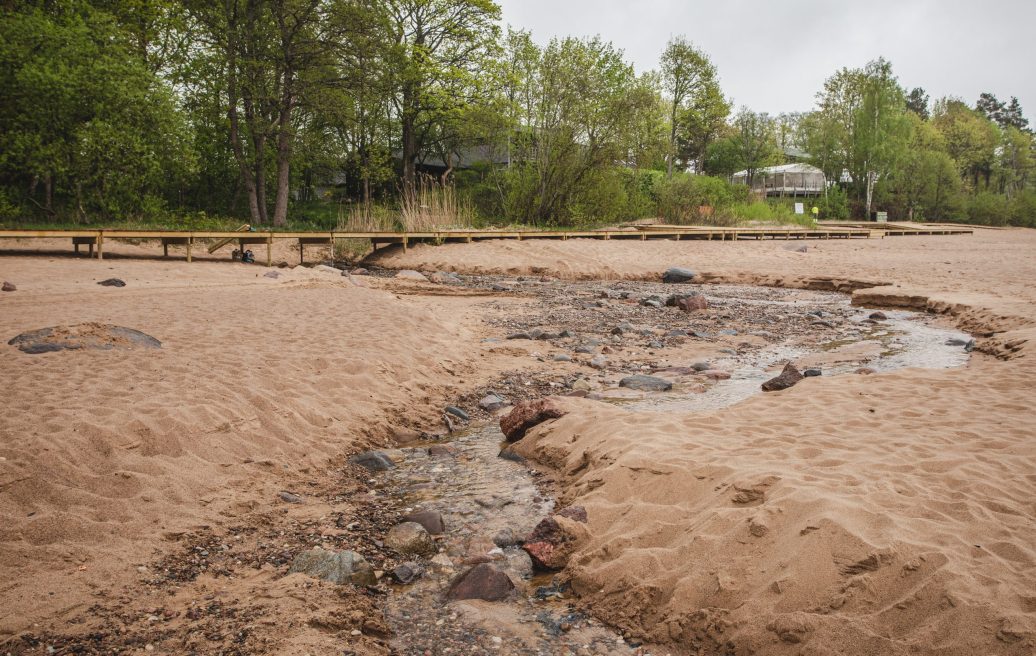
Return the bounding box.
[446,563,515,601]
[500,398,566,442]
[761,362,804,392]
[288,548,376,586]
[385,521,435,555]
[662,267,696,283]
[618,375,673,392]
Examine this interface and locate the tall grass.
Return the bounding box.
[400,175,476,231]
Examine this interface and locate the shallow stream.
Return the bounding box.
[372,286,972,655]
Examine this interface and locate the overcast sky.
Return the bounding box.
[496,0,1035,120]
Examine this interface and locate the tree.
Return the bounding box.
[906,87,929,120]
[932,98,1000,189]
[729,109,777,185]
[0,2,194,220]
[386,0,501,192]
[807,58,911,216]
[659,37,724,177]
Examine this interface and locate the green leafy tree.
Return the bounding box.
[659,37,726,177]
[906,87,930,120]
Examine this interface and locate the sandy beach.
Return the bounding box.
[1,229,1034,654]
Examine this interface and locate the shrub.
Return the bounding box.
[656,174,746,224]
[968,192,1011,226]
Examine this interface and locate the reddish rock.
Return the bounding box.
[522,508,587,570]
[446,563,515,601]
[500,398,566,442]
[1,281,15,292]
[427,444,457,457]
[761,363,803,392]
[676,295,708,312]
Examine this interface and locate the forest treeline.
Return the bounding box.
[1,0,1033,228]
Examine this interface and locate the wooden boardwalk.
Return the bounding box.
[0,223,973,266]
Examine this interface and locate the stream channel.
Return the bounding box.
[367,284,972,656]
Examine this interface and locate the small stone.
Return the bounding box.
[350,451,395,472]
[278,491,302,504]
[446,563,515,601]
[263,270,280,279]
[786,243,808,253]
[572,378,592,391]
[395,269,428,282]
[589,355,607,369]
[385,522,434,556]
[691,361,711,371]
[2,281,16,292]
[855,367,877,375]
[507,331,532,340]
[662,267,696,283]
[700,370,731,380]
[492,528,517,548]
[868,311,888,320]
[392,562,424,584]
[97,278,126,287]
[553,353,572,362]
[611,322,634,335]
[639,296,664,308]
[403,510,445,535]
[762,362,804,392]
[618,375,672,392]
[445,406,469,421]
[676,295,708,312]
[803,368,822,377]
[312,264,340,275]
[350,267,369,275]
[479,393,508,412]
[667,329,688,337]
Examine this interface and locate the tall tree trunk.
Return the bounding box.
[401,107,417,193]
[225,7,262,225]
[272,96,293,228]
[44,173,53,213]
[667,97,678,179]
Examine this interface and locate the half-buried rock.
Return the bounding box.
[8,323,161,354]
[662,267,696,283]
[385,521,434,555]
[350,450,395,471]
[500,398,566,442]
[403,509,445,535]
[288,548,376,586]
[761,362,804,392]
[618,374,673,392]
[446,563,515,601]
[522,507,588,570]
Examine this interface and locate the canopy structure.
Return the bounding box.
[732,163,827,197]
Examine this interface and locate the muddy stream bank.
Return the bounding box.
[357,277,972,656]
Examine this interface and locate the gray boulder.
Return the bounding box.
[288,548,376,586]
[662,267,696,283]
[619,375,673,392]
[350,450,395,472]
[385,521,434,555]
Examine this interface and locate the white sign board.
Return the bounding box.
[794,203,804,215]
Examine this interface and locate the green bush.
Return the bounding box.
[1009,191,1036,228]
[815,186,849,220]
[655,174,746,224]
[968,192,1011,226]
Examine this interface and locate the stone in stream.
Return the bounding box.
[395,269,428,282]
[869,311,888,320]
[945,337,976,352]
[446,563,515,602]
[856,367,877,375]
[492,528,517,548]
[350,450,395,472]
[589,355,608,369]
[618,375,673,392]
[288,548,376,586]
[444,406,469,421]
[700,370,731,380]
[552,353,572,362]
[97,278,126,287]
[385,522,434,555]
[523,507,588,570]
[691,361,711,371]
[500,398,566,442]
[662,267,697,283]
[804,368,823,377]
[403,510,445,535]
[761,363,804,392]
[392,562,424,584]
[2,281,15,292]
[479,393,507,412]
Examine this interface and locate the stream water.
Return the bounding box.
[371,286,972,656]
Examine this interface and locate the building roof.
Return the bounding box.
[732,163,824,178]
